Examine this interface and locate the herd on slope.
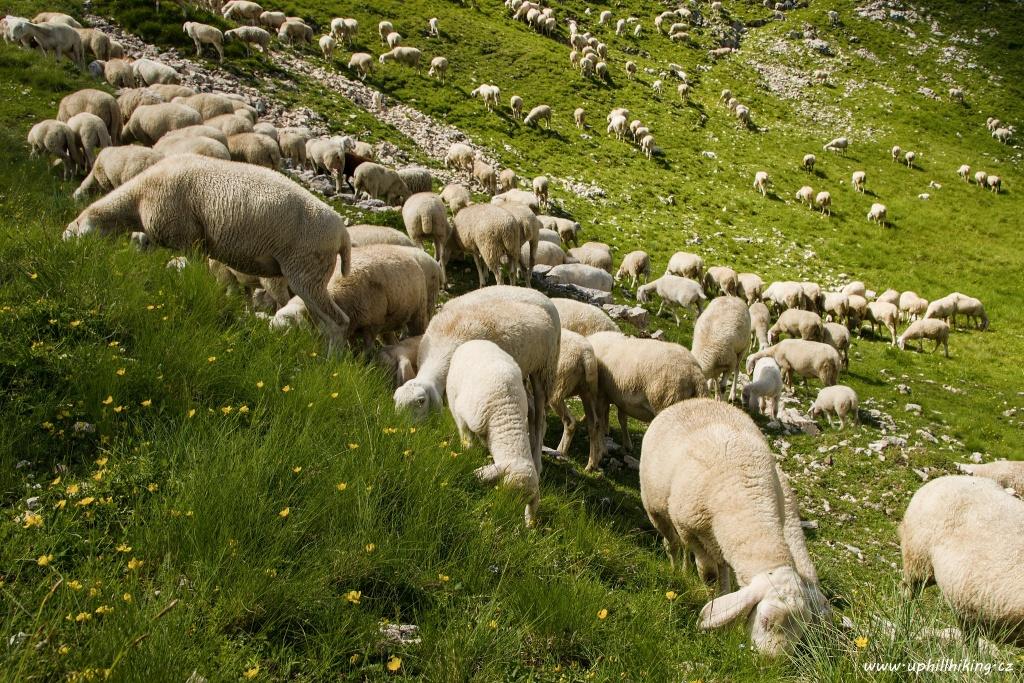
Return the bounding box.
[7,0,1024,660]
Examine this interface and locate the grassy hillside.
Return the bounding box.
[2,0,1023,680]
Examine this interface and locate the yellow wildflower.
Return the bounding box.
[66,483,80,495]
[256,381,264,388]
[95,457,107,466]
[330,392,339,399]
[95,605,113,615]
[221,405,233,415]
[23,512,43,529]
[279,507,290,518]
[76,497,95,507]
[207,356,216,363]
[140,399,152,407]
[438,574,450,583]
[365,543,376,553]
[54,500,66,509]
[292,466,302,473]
[349,654,360,664]
[59,645,70,655]
[188,408,196,418]
[116,368,125,376]
[127,558,143,571]
[597,608,608,620]
[146,483,158,493]
[67,580,83,591]
[335,482,348,492]
[102,395,113,405]
[74,612,91,623]
[122,593,132,603]
[238,405,249,414]
[855,636,868,649]
[348,443,359,450]
[243,666,259,679]
[37,554,53,567]
[50,476,61,487]
[488,620,498,630]
[116,543,131,553]
[114,406,124,413]
[344,590,361,604]
[665,591,678,601]
[386,656,402,672]
[281,385,291,393]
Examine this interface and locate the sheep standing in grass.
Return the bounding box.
[318,34,336,60]
[897,318,949,357]
[737,273,763,304]
[132,58,181,86]
[451,204,521,287]
[743,357,782,418]
[866,203,887,225]
[904,150,916,167]
[615,251,650,288]
[278,20,313,45]
[224,27,271,54]
[353,162,412,206]
[379,47,422,69]
[524,105,552,128]
[223,1,263,24]
[445,142,475,171]
[899,475,1024,645]
[952,292,988,330]
[866,301,899,344]
[551,298,620,337]
[638,275,706,323]
[692,296,751,401]
[957,462,1024,494]
[796,185,815,208]
[473,158,497,194]
[974,170,988,188]
[28,120,85,179]
[67,112,111,169]
[426,56,448,83]
[533,176,549,206]
[63,155,353,350]
[809,385,859,429]
[640,399,828,655]
[748,302,770,351]
[768,309,823,343]
[58,89,122,145]
[448,340,540,526]
[11,21,84,67]
[704,266,738,296]
[898,291,928,321]
[568,242,611,273]
[73,146,163,200]
[823,137,849,154]
[549,330,602,470]
[987,175,1002,193]
[851,170,866,192]
[992,128,1012,144]
[121,103,202,145]
[666,251,704,279]
[183,22,224,62]
[822,322,850,368]
[745,340,840,388]
[402,193,450,285]
[574,107,585,128]
[498,169,517,193]
[802,154,816,172]
[440,183,472,215]
[815,191,831,216]
[347,53,374,79]
[957,164,971,182]
[377,20,393,44]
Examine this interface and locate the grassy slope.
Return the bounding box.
[2,0,1023,680]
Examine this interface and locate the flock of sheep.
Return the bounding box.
[8,0,1024,659]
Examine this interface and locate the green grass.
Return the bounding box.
[2,0,1024,679]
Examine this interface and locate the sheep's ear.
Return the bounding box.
[397,358,415,384]
[699,582,767,630]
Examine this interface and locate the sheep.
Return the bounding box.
[278,20,313,45]
[665,251,704,279]
[152,124,231,149]
[146,84,194,101]
[815,191,831,216]
[952,292,989,330]
[802,154,816,172]
[841,281,866,297]
[58,89,122,145]
[451,204,521,287]
[904,150,917,168]
[66,111,112,169]
[795,186,815,208]
[992,127,1012,144]
[27,120,85,179]
[736,273,763,305]
[76,28,111,61]
[396,167,433,194]
[259,11,286,29]
[385,31,402,49]
[809,385,859,429]
[898,475,1024,645]
[532,176,549,207]
[828,9,839,25]
[89,58,136,88]
[956,164,971,182]
[523,240,566,269]
[588,332,705,458]
[821,322,850,368]
[353,162,411,206]
[615,251,650,288]
[379,47,422,69]
[640,399,828,655]
[346,52,374,79]
[500,202,540,285]
[640,134,656,159]
[607,115,628,141]
[492,189,539,213]
[691,297,751,401]
[896,318,949,357]
[638,275,706,324]
[548,330,602,470]
[131,58,181,85]
[394,286,560,469]
[347,224,415,248]
[768,309,823,343]
[543,263,613,292]
[306,137,353,188]
[447,340,540,526]
[227,132,280,169]
[865,301,899,344]
[154,135,230,160]
[73,146,163,200]
[538,216,580,246]
[846,294,868,327]
[823,136,848,154]
[735,105,751,127]
[31,12,81,27]
[652,80,663,96]
[445,142,475,171]
[748,302,770,352]
[550,299,618,337]
[428,17,439,36]
[378,334,421,388]
[812,69,829,85]
[63,155,353,350]
[183,21,224,62]
[252,122,278,141]
[704,266,739,296]
[851,170,867,192]
[677,83,690,100]
[761,281,806,313]
[866,203,888,226]
[567,242,611,273]
[742,357,782,418]
[203,112,254,137]
[745,340,840,388]
[988,175,1002,193]
[973,170,989,188]
[11,21,83,67]
[524,105,552,128]
[402,193,450,285]
[378,20,393,44]
[876,289,900,306]
[800,282,824,314]
[121,103,202,145]
[956,462,1024,494]
[223,0,263,24]
[318,34,336,60]
[898,291,928,321]
[428,56,448,83]
[468,158,497,195]
[497,169,518,193]
[440,183,472,216]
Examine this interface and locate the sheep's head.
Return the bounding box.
[636,284,652,303]
[393,380,439,422]
[63,217,93,240]
[699,566,825,656]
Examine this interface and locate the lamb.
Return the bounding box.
[27,120,85,179]
[866,301,899,344]
[347,52,374,79]
[428,56,448,84]
[353,162,412,206]
[227,132,281,169]
[815,191,831,216]
[58,89,122,145]
[63,155,353,350]
[691,296,752,401]
[742,357,782,418]
[447,340,540,526]
[548,330,602,471]
[223,0,263,24]
[904,150,917,168]
[567,242,611,273]
[524,105,552,128]
[440,183,472,215]
[402,193,450,285]
[897,318,949,357]
[551,298,619,337]
[952,292,988,330]
[543,263,613,292]
[768,309,823,343]
[378,334,421,388]
[66,111,111,169]
[802,154,816,171]
[898,475,1024,645]
[131,58,181,85]
[665,251,704,279]
[451,204,521,287]
[11,21,83,67]
[737,273,763,304]
[637,275,706,324]
[89,58,136,88]
[533,176,549,207]
[748,302,770,351]
[76,28,111,61]
[703,266,739,296]
[898,291,928,321]
[639,399,828,655]
[615,251,650,288]
[588,332,705,459]
[574,107,586,128]
[121,103,202,145]
[396,167,433,194]
[537,216,580,246]
[472,159,497,194]
[497,169,517,193]
[745,340,840,388]
[956,462,1024,494]
[318,34,336,60]
[394,286,560,469]
[823,137,848,154]
[183,21,223,62]
[379,47,422,69]
[795,186,815,208]
[278,20,313,45]
[73,146,163,200]
[851,170,866,192]
[445,142,475,171]
[987,175,1002,193]
[808,385,859,429]
[821,322,850,368]
[224,26,270,54]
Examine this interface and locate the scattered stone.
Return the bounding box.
[896,384,911,394]
[166,256,189,271]
[650,329,665,340]
[379,623,421,646]
[623,455,641,471]
[603,304,649,329]
[904,403,922,413]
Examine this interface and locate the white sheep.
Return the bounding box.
[492,189,539,213]
[278,20,313,45]
[638,275,706,324]
[522,241,565,269]
[132,58,181,86]
[866,301,899,344]
[624,61,637,80]
[692,296,751,401]
[640,399,828,655]
[742,357,782,418]
[851,170,866,192]
[11,20,83,66]
[745,339,840,388]
[898,291,928,321]
[736,273,763,305]
[802,153,816,172]
[379,47,422,69]
[259,11,286,29]
[640,134,655,159]
[899,475,1024,645]
[748,302,770,351]
[378,334,421,388]
[904,150,917,167]
[347,224,415,248]
[607,114,628,141]
[224,26,271,55]
[614,251,650,288]
[377,20,393,44]
[183,21,223,62]
[385,31,402,49]
[795,185,815,208]
[543,263,613,292]
[532,176,549,206]
[318,34,336,60]
[762,281,806,313]
[445,142,475,171]
[665,251,704,279]
[952,292,988,330]
[823,136,848,154]
[865,202,888,226]
[64,155,353,350]
[428,17,439,36]
[897,318,949,357]
[703,266,738,297]
[768,309,823,343]
[821,322,850,368]
[451,204,521,286]
[67,111,112,168]
[58,89,123,145]
[574,107,585,128]
[347,52,374,79]
[28,119,85,179]
[957,164,971,182]
[524,105,552,127]
[809,385,859,429]
[974,170,988,188]
[440,183,472,215]
[353,162,412,206]
[548,330,602,470]
[402,192,450,285]
[568,242,611,273]
[551,298,619,337]
[73,146,163,200]
[538,216,580,246]
[510,95,523,119]
[988,175,1002,193]
[956,462,1024,494]
[992,127,1012,144]
[815,191,831,216]
[223,0,263,24]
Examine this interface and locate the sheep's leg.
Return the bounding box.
[474,463,503,484]
[617,407,633,452]
[728,357,741,402]
[648,512,686,569]
[529,373,547,474]
[471,254,488,288]
[581,392,603,472]
[283,260,350,352]
[553,399,577,457]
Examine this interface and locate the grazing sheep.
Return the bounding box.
[252,122,278,141]
[353,162,412,206]
[131,58,181,86]
[866,203,888,225]
[551,298,619,337]
[640,134,656,159]
[815,191,831,216]
[346,52,374,79]
[183,21,224,62]
[638,275,706,324]
[11,21,84,67]
[841,281,866,297]
[451,204,521,287]
[692,297,751,401]
[987,175,1002,193]
[615,251,650,288]
[492,189,540,213]
[876,289,900,306]
[63,155,353,349]
[802,154,816,172]
[203,112,254,137]
[549,330,602,470]
[973,170,988,188]
[703,266,739,297]
[607,114,628,141]
[762,281,807,314]
[227,132,281,169]
[396,167,433,194]
[852,170,866,192]
[748,302,770,352]
[795,185,815,208]
[500,203,540,285]
[27,120,85,179]
[76,28,111,61]
[956,462,1024,494]
[448,340,540,526]
[385,31,402,49]
[530,177,549,208]
[846,294,869,328]
[223,26,271,54]
[469,158,497,195]
[904,150,917,167]
[768,309,823,343]
[347,224,415,248]
[223,0,263,24]
[67,112,111,168]
[154,135,230,160]
[957,164,971,182]
[440,183,472,215]
[538,216,580,246]
[567,242,611,273]
[58,89,122,145]
[665,251,704,279]
[823,136,848,154]
[377,20,393,44]
[318,34,336,60]
[89,58,136,88]
[745,340,840,388]
[898,291,928,321]
[73,146,163,200]
[897,318,949,357]
[899,475,1024,645]
[470,84,500,111]
[428,56,448,83]
[524,105,552,128]
[574,107,585,128]
[952,292,988,330]
[588,332,705,458]
[743,357,782,418]
[812,69,829,85]
[866,301,899,344]
[523,240,566,269]
[736,273,763,305]
[640,399,828,655]
[821,322,850,368]
[402,193,451,285]
[809,385,859,429]
[445,142,475,172]
[428,17,439,36]
[992,127,1012,144]
[259,11,286,29]
[379,47,422,68]
[497,168,518,193]
[543,263,613,292]
[32,12,81,27]
[278,19,313,45]
[378,334,421,388]
[121,103,202,145]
